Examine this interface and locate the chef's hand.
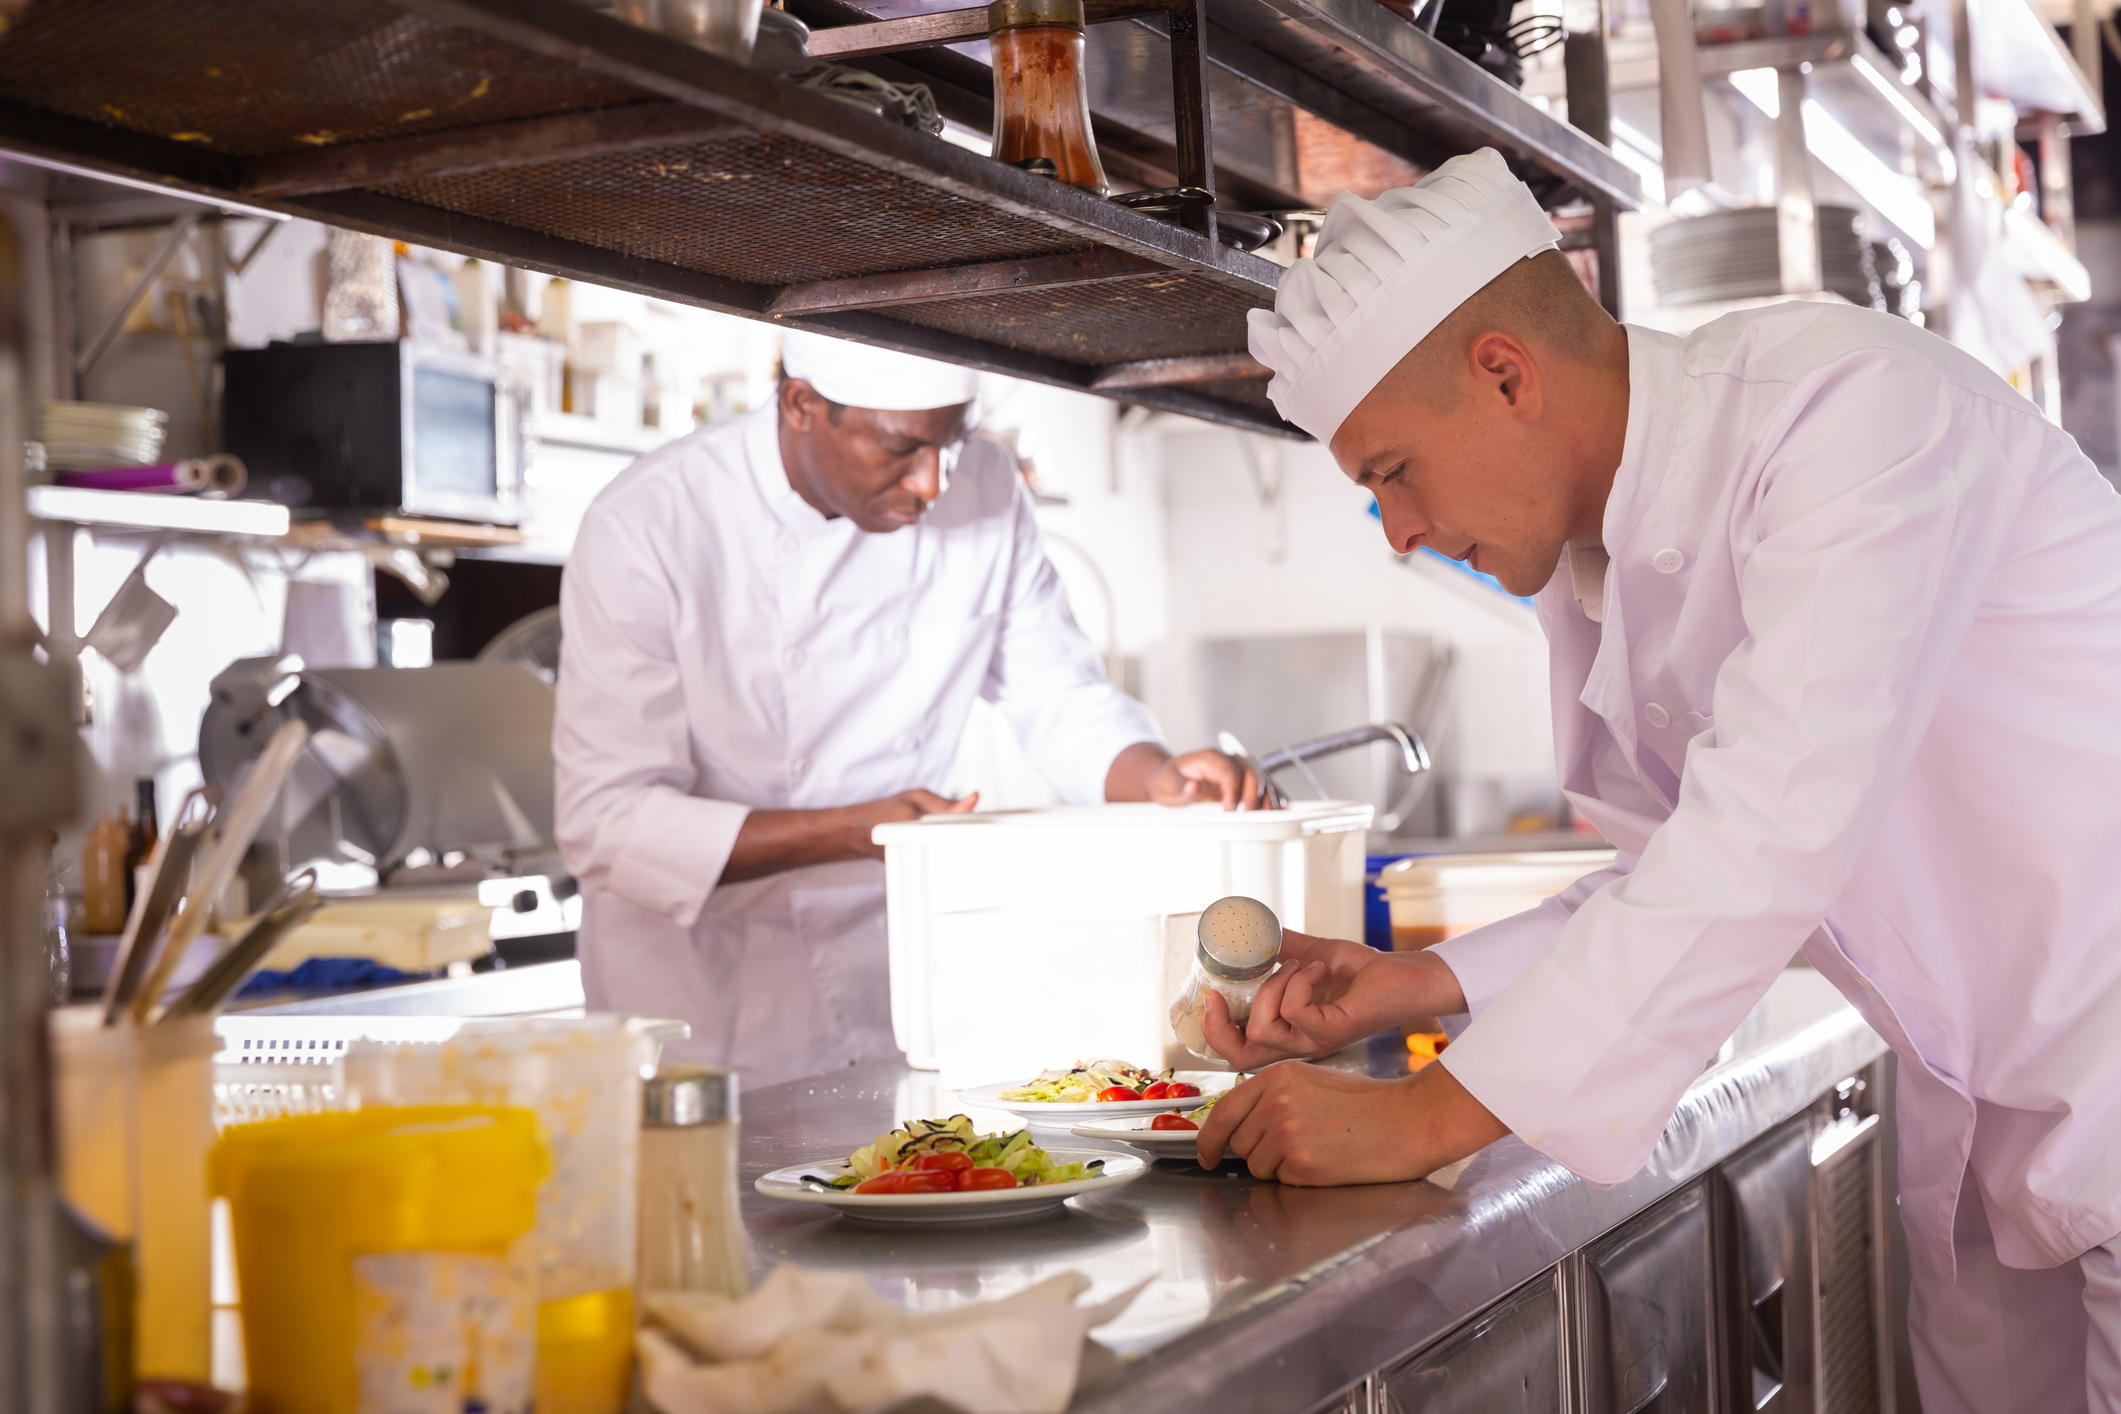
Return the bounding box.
[722,791,979,883]
[1196,1057,1507,1185]
[1106,743,1265,810]
[1149,749,1264,810]
[1201,930,1465,1068]
[845,789,979,858]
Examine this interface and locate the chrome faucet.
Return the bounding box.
[1217,721,1430,809]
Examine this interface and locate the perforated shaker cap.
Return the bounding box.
[643,1065,737,1127]
[1196,896,1282,981]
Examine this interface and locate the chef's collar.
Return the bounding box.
[1598,325,1683,555]
[745,404,833,533]
[1567,540,1609,623]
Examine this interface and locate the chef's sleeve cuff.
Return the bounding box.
[1427,856,1636,1016]
[608,789,753,929]
[1428,896,1575,1016]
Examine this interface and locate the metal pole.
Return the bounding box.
[1563,0,1623,317]
[1774,67,1822,294]
[1165,0,1217,243]
[0,199,77,1414]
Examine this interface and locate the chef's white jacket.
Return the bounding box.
[555,407,1160,1086]
[1433,305,2121,1287]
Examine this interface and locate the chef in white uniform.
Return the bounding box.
[556,332,1257,1088]
[1197,149,2121,1411]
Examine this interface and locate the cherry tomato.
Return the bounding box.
[1150,1113,1198,1131]
[909,1151,974,1173]
[1098,1085,1142,1102]
[957,1167,1019,1190]
[1140,1081,1172,1099]
[855,1171,910,1194]
[899,1169,960,1193]
[1163,1082,1200,1099]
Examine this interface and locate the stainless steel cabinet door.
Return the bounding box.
[1721,1116,1815,1413]
[1381,1269,1562,1413]
[1582,1181,1717,1414]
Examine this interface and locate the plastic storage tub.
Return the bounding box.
[1380,849,1618,951]
[874,801,1372,1081]
[210,1105,547,1414]
[342,1017,654,1414]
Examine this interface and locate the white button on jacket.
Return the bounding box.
[555,408,1159,1086]
[1430,306,2121,1290]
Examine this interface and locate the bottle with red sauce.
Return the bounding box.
[988,0,1110,195]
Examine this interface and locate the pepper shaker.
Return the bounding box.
[637,1065,750,1298]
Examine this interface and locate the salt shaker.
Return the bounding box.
[637,1065,750,1298]
[1169,896,1284,1061]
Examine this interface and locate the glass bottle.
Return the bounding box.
[125,777,158,914]
[80,811,130,936]
[636,1066,749,1299]
[1169,896,1283,1062]
[40,830,71,1004]
[988,0,1110,195]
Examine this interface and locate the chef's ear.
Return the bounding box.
[780,376,831,433]
[1470,331,1541,420]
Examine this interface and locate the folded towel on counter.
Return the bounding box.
[638,1266,1144,1414]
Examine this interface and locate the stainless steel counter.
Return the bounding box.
[735,969,1884,1413]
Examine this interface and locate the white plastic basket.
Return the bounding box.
[211,1013,689,1129]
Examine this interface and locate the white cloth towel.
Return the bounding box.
[637,1266,1145,1414]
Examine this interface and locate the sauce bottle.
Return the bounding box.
[989,0,1110,195]
[80,811,131,935]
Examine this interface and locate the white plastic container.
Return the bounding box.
[1380,849,1618,951]
[874,801,1371,1081]
[343,1016,655,1414]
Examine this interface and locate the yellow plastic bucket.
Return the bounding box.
[209,1105,549,1414]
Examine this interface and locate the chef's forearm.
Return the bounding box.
[1102,740,1171,801]
[719,807,871,884]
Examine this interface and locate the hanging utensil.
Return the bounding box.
[101,789,210,1026]
[129,719,309,1024]
[160,870,322,1021]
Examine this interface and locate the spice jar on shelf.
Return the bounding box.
[637,1066,749,1299]
[988,0,1109,195]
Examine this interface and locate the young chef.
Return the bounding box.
[555,332,1259,1087]
[1199,148,2121,1411]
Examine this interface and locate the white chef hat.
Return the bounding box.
[1246,148,1561,444]
[780,330,980,411]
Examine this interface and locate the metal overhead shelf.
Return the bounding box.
[1968,0,2104,130]
[0,0,1634,440]
[1695,29,1956,183]
[1200,0,1642,208]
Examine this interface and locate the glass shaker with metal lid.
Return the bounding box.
[637,1065,750,1299]
[988,0,1110,194]
[1170,896,1284,1062]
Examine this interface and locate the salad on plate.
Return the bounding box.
[826,1114,1101,1194]
[997,1058,1205,1104]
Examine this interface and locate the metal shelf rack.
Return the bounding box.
[0,0,1637,439]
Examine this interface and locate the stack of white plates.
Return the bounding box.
[1650,206,1882,310]
[37,401,168,470]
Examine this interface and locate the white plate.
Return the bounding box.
[1070,1116,1228,1161]
[961,1071,1235,1118]
[756,1148,1146,1223]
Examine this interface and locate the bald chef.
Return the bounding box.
[1197,149,2121,1411]
[556,332,1258,1086]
